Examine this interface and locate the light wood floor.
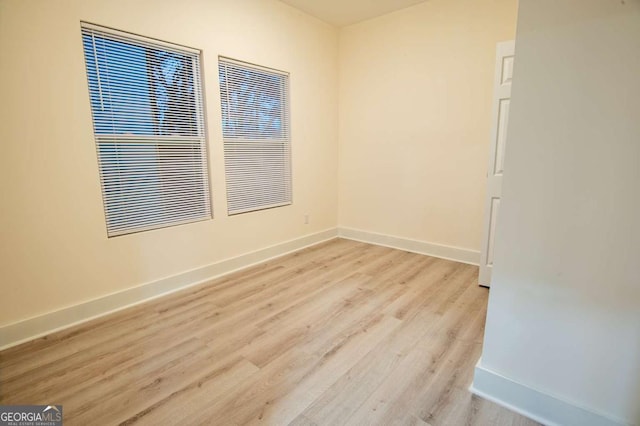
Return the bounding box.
[0,239,538,426]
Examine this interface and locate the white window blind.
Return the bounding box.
[81,23,211,237]
[218,57,292,215]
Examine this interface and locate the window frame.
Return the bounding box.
[218,56,293,215]
[81,22,213,237]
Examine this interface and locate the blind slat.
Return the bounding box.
[218,58,292,215]
[82,24,211,237]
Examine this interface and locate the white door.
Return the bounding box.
[479,40,515,287]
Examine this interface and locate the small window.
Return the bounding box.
[81,23,211,237]
[218,57,292,215]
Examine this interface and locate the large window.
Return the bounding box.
[218,57,292,215]
[81,23,211,237]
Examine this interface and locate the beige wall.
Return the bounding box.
[0,0,519,333]
[0,0,339,326]
[338,0,517,252]
[480,0,640,422]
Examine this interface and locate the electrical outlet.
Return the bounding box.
[304,214,309,225]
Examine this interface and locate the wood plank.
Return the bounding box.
[0,239,539,426]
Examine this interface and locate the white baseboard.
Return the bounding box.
[470,360,628,426]
[0,228,338,351]
[338,227,480,266]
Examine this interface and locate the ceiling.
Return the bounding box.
[279,0,428,27]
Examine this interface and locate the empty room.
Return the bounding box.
[0,0,638,425]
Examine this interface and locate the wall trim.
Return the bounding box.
[338,227,480,265]
[470,359,629,426]
[0,228,339,351]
